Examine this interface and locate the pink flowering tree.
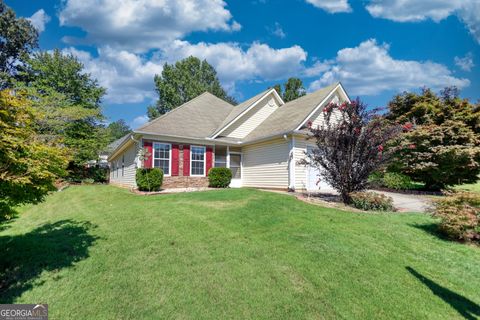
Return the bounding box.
[300,99,401,203]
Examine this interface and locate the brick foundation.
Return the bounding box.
[162,176,209,188]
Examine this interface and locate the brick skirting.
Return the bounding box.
[162,176,209,188]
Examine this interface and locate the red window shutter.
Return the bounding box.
[206,146,213,175]
[183,145,190,176]
[143,141,153,168]
[171,144,179,176]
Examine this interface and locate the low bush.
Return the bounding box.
[136,168,163,191]
[383,172,416,190]
[349,191,395,211]
[82,178,95,185]
[368,171,384,188]
[68,165,109,183]
[432,192,480,242]
[208,167,232,188]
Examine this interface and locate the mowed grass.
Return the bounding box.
[1,186,479,319]
[455,181,480,193]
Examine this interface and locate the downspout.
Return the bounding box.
[286,134,296,192]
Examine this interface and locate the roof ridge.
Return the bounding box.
[281,82,340,107]
[135,91,231,131]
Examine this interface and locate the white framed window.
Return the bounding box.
[190,145,206,176]
[229,153,242,179]
[153,142,171,176]
[214,146,227,168]
[121,155,125,177]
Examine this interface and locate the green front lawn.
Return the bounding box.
[1,186,479,319]
[455,181,480,193]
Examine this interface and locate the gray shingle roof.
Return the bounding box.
[135,92,234,138]
[243,82,339,142]
[211,88,272,137]
[103,133,131,155]
[130,83,339,144]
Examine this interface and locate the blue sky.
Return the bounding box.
[8,0,480,128]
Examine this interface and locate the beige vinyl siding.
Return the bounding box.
[242,138,289,188]
[293,136,313,190]
[223,94,280,139]
[109,142,139,187]
[309,94,342,129]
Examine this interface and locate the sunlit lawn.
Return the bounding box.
[1,186,479,319]
[455,181,480,193]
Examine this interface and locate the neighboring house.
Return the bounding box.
[108,82,349,191]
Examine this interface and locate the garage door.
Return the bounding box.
[306,146,336,193]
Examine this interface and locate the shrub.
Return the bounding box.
[383,172,415,190]
[349,191,395,211]
[368,171,384,188]
[432,192,480,242]
[82,178,95,185]
[208,167,232,188]
[136,168,163,191]
[68,165,109,183]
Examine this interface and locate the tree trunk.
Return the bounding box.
[340,191,351,204]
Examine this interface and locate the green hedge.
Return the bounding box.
[208,167,232,188]
[136,168,163,191]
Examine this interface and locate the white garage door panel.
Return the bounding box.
[306,146,336,193]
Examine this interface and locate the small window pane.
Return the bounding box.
[190,146,205,175]
[214,161,227,168]
[153,143,170,175]
[230,167,241,179]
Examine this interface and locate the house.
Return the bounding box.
[108,82,350,191]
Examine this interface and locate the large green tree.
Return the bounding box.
[148,56,236,119]
[0,90,69,218]
[387,87,480,190]
[19,50,107,166]
[271,77,306,102]
[105,119,131,143]
[0,0,38,87]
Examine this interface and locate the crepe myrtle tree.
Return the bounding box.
[300,99,401,203]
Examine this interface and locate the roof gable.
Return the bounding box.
[135,92,234,139]
[243,82,343,142]
[210,88,284,138]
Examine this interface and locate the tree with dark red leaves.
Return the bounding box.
[300,99,401,203]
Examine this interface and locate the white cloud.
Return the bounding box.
[305,0,352,13]
[454,53,475,72]
[64,41,308,104]
[309,39,470,95]
[63,47,164,104]
[28,9,50,33]
[365,0,480,43]
[161,41,308,87]
[59,0,240,52]
[268,22,286,39]
[132,115,149,128]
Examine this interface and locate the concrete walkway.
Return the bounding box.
[370,190,432,213]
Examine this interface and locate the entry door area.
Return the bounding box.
[229,153,242,188]
[306,146,335,193]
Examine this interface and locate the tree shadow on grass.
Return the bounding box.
[406,267,480,320]
[0,220,97,303]
[409,222,450,242]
